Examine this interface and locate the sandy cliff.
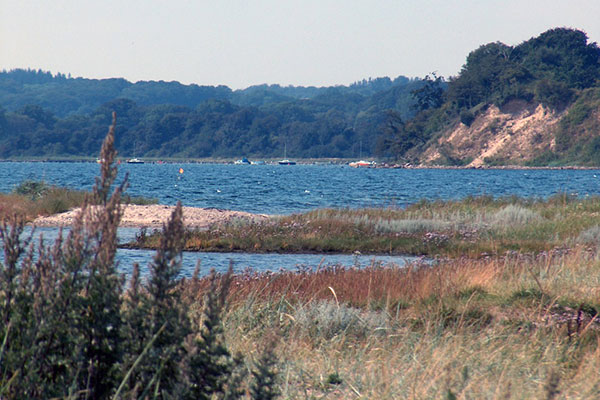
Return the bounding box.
[420,100,566,167]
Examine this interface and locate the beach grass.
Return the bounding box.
[129,193,600,258]
[178,246,600,398]
[0,180,158,221]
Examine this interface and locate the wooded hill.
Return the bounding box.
[385,27,600,166]
[2,27,599,164]
[0,70,420,159]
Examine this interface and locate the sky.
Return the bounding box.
[2,0,600,90]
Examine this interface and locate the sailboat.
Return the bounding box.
[127,141,144,164]
[349,141,375,168]
[278,142,296,165]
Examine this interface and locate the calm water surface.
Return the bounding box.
[27,227,419,277]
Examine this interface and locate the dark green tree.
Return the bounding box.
[186,268,239,400]
[411,72,445,112]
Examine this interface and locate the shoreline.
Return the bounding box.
[32,204,271,229]
[2,158,600,170]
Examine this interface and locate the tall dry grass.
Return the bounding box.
[177,247,600,398]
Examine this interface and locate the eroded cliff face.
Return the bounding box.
[420,100,566,167]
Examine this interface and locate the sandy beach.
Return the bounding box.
[32,204,271,229]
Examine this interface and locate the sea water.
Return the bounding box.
[1,162,599,214]
[3,162,599,275]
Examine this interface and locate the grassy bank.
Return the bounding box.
[129,193,600,258]
[193,247,600,398]
[0,180,157,222]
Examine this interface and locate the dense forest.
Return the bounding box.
[2,27,600,163]
[385,27,600,165]
[0,70,420,159]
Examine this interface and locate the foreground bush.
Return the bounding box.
[0,115,277,399]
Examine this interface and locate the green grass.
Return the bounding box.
[127,193,600,258]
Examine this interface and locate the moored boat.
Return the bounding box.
[234,157,251,165]
[349,160,376,168]
[278,143,296,165]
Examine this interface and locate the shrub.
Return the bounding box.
[460,109,475,126]
[492,205,541,226]
[0,113,280,399]
[577,225,600,245]
[12,179,49,199]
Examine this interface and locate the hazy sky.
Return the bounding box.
[2,0,599,89]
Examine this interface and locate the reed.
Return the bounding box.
[180,247,600,398]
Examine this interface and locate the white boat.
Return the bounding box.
[278,143,296,165]
[278,159,296,165]
[126,158,144,164]
[349,160,376,168]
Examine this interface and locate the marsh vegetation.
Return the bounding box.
[0,179,157,222]
[2,120,600,398]
[131,193,600,259]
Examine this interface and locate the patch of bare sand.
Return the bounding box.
[32,204,271,229]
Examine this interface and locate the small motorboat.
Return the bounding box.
[234,157,251,165]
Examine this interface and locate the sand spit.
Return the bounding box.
[32,204,270,229]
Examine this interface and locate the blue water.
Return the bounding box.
[1,162,600,214]
[27,227,419,277]
[3,162,600,276]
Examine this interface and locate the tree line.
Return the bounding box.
[3,27,599,163]
[0,70,420,159]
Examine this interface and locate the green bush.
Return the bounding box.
[460,110,476,126]
[12,180,49,199]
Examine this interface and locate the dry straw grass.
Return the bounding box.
[178,246,600,398]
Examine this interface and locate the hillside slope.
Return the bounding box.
[390,28,600,167]
[421,100,565,167]
[417,86,600,167]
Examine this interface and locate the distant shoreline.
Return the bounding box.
[2,158,600,170]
